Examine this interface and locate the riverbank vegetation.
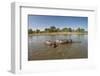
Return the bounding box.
[28,26,87,35]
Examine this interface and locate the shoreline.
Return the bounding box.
[28,32,88,36]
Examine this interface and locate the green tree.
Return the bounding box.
[62,28,68,32]
[76,28,85,32]
[50,26,56,32]
[80,28,85,32]
[68,28,72,32]
[28,29,33,34]
[56,28,60,32]
[45,28,50,32]
[36,29,40,33]
[76,27,80,32]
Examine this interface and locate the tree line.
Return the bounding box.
[28,26,87,34]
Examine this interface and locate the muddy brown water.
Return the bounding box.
[28,34,88,61]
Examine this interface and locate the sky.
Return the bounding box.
[28,15,88,31]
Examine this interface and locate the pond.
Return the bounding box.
[28,34,88,60]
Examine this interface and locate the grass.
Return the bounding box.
[28,32,88,36]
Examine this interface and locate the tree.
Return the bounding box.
[50,26,56,32]
[56,28,60,32]
[68,28,72,32]
[80,28,85,32]
[76,28,85,32]
[62,28,68,32]
[28,29,33,34]
[45,28,50,32]
[36,29,40,33]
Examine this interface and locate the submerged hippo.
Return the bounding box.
[56,39,72,44]
[52,42,58,48]
[45,40,52,46]
[45,39,80,48]
[45,40,58,48]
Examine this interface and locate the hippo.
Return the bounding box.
[56,39,65,44]
[45,40,52,46]
[56,39,73,44]
[52,42,58,48]
[45,40,58,48]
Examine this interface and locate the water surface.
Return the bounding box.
[28,34,88,60]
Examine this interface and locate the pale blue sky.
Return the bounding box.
[28,15,88,31]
